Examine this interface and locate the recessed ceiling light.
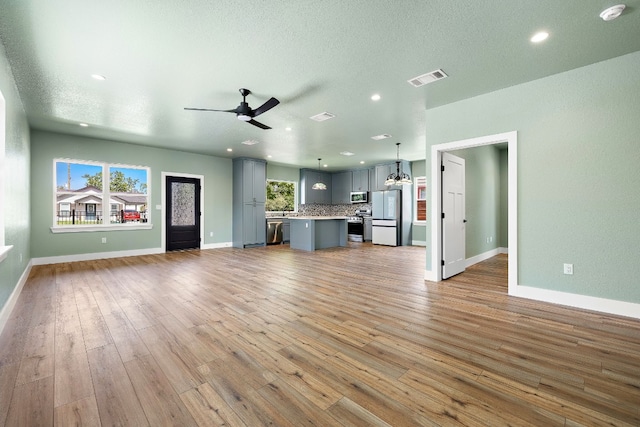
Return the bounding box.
[360,161,365,164]
[340,151,355,156]
[91,74,106,81]
[530,31,549,43]
[371,134,392,140]
[267,155,272,158]
[323,164,328,168]
[226,148,232,152]
[79,123,89,127]
[285,127,292,131]
[600,4,625,21]
[371,94,381,101]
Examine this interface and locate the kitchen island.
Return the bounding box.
[288,216,348,251]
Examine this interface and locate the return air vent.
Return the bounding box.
[309,112,336,122]
[241,139,260,145]
[407,69,448,87]
[371,134,392,140]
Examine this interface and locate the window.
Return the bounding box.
[266,180,296,212]
[53,159,150,231]
[414,176,426,223]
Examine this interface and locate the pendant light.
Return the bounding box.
[311,158,327,190]
[385,143,412,186]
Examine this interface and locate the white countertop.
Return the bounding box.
[288,216,348,220]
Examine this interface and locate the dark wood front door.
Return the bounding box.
[166,176,201,251]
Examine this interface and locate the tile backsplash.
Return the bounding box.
[297,203,371,216]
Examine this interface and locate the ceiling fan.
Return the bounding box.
[184,88,280,130]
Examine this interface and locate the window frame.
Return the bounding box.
[51,158,152,233]
[265,179,298,213]
[414,176,427,224]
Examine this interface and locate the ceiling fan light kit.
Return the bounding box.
[600,4,625,21]
[385,143,412,186]
[184,88,279,129]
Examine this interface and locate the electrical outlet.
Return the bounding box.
[101,237,107,244]
[490,236,493,243]
[563,263,573,275]
[209,232,213,237]
[19,253,23,262]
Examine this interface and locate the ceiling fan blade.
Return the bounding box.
[247,119,271,130]
[184,107,238,113]
[252,97,280,117]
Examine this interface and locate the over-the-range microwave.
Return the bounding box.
[350,191,368,203]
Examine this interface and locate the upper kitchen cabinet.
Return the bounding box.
[233,158,267,248]
[300,169,332,204]
[351,169,369,192]
[373,161,411,191]
[331,171,352,204]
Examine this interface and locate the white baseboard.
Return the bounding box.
[424,269,436,282]
[466,248,501,268]
[202,242,233,250]
[412,240,427,247]
[32,247,164,266]
[499,247,508,254]
[0,260,33,337]
[511,285,640,320]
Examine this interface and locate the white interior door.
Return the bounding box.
[442,152,466,279]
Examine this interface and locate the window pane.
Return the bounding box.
[266,180,296,211]
[56,162,102,192]
[171,182,195,226]
[108,167,147,195]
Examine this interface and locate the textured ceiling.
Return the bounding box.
[1,0,639,170]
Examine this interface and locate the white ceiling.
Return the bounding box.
[1,1,639,170]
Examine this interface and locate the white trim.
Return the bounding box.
[0,259,32,337]
[31,247,163,266]
[424,269,436,282]
[499,247,509,254]
[465,248,500,268]
[411,240,427,247]
[430,131,518,288]
[512,286,640,320]
[0,245,13,263]
[161,172,205,252]
[50,224,153,233]
[0,90,5,251]
[202,242,233,250]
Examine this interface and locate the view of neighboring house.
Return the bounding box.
[56,185,147,224]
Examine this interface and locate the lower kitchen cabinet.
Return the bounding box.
[282,219,290,243]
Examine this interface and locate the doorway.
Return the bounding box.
[430,131,518,294]
[441,152,466,279]
[163,174,203,251]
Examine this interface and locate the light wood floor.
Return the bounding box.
[1,244,639,426]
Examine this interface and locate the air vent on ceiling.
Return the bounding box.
[340,151,355,156]
[309,112,336,122]
[407,69,448,87]
[241,139,260,145]
[371,134,392,140]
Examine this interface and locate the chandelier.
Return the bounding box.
[312,158,327,190]
[385,143,412,185]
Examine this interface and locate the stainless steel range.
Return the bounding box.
[347,208,371,242]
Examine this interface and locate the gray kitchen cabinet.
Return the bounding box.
[282,218,290,243]
[233,158,267,248]
[331,171,352,204]
[373,160,411,191]
[364,217,372,241]
[300,168,332,204]
[351,169,369,192]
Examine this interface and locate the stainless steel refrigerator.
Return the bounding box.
[371,189,412,246]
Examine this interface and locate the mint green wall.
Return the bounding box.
[0,42,31,311]
[30,130,232,257]
[425,51,640,303]
[448,145,502,258]
[499,149,508,248]
[266,163,300,183]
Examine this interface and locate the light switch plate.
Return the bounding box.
[563,263,573,275]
